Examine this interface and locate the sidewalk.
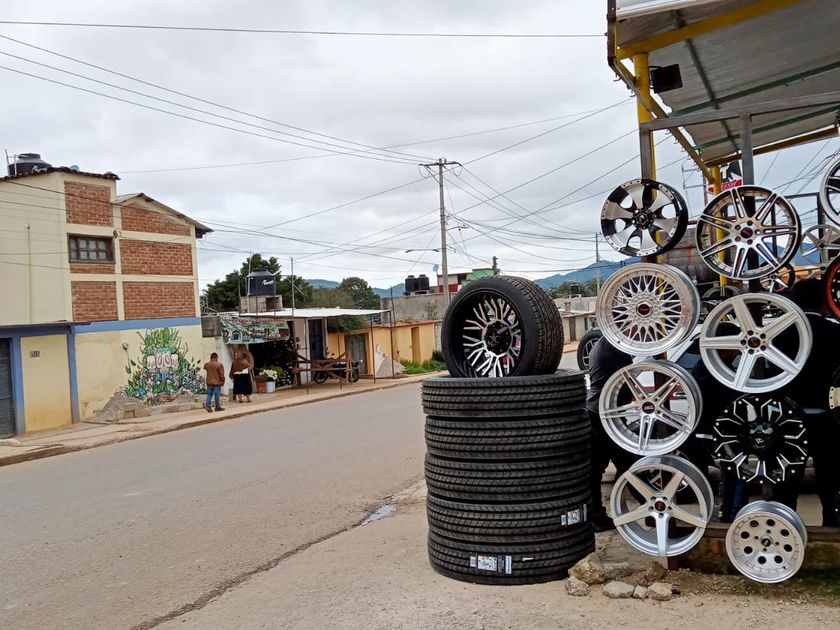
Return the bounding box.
[0,373,434,468]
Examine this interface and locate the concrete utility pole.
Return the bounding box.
[290,257,295,315]
[423,158,461,303]
[594,233,601,293]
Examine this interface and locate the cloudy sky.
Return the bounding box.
[1,1,836,290]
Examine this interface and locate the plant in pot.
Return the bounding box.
[258,368,279,393]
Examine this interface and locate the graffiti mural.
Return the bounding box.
[125,327,205,403]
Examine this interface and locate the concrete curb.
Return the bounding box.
[0,375,431,468]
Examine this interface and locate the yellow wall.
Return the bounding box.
[327,322,437,374]
[21,335,72,432]
[74,324,205,419]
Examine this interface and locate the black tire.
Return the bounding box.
[576,328,602,371]
[427,528,594,585]
[422,371,584,393]
[422,396,585,418]
[312,371,328,384]
[425,453,590,502]
[441,276,563,378]
[426,491,592,541]
[425,420,591,460]
[348,368,360,383]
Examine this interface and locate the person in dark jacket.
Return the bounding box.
[230,348,254,403]
[203,352,226,412]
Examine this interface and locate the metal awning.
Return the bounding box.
[239,308,387,318]
[610,0,840,169]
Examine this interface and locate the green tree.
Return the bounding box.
[549,279,598,299]
[277,275,313,308]
[310,287,365,331]
[338,276,380,309]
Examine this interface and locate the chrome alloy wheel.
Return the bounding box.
[799,224,840,267]
[610,455,713,559]
[695,186,800,280]
[596,263,699,356]
[601,179,688,257]
[758,265,795,294]
[726,501,807,584]
[712,395,808,484]
[461,295,522,377]
[699,294,812,393]
[819,155,840,227]
[599,360,702,456]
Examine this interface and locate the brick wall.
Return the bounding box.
[123,281,196,319]
[70,262,115,275]
[65,182,113,226]
[72,281,118,321]
[121,205,191,236]
[120,240,193,276]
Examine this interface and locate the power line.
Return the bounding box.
[0,21,604,38]
[0,35,432,164]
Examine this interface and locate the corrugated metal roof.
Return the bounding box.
[614,0,840,164]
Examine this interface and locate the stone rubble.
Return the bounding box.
[565,576,591,597]
[602,581,635,599]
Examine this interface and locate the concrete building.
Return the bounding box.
[326,319,438,376]
[0,160,210,436]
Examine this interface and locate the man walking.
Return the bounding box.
[204,352,226,412]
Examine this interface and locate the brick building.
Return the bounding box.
[0,158,210,436]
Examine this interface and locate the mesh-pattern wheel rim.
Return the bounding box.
[699,294,812,393]
[457,292,523,377]
[712,394,808,484]
[601,179,688,257]
[799,224,840,267]
[726,501,807,584]
[610,455,713,559]
[819,155,840,227]
[599,360,702,456]
[759,265,795,294]
[596,263,699,356]
[695,186,800,280]
[823,255,840,319]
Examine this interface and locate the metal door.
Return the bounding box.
[345,334,368,375]
[308,319,325,360]
[0,339,15,437]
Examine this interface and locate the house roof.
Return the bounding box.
[117,193,212,236]
[0,166,119,182]
[239,308,387,319]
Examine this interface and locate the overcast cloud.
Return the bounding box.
[1,1,835,289]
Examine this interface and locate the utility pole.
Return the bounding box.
[492,256,498,275]
[423,158,461,302]
[290,257,295,316]
[594,233,601,294]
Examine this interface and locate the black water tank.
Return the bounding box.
[246,268,276,296]
[8,153,52,177]
[405,275,418,294]
[417,274,430,292]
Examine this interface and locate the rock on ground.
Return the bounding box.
[603,561,633,581]
[633,586,648,600]
[565,576,590,597]
[569,553,606,585]
[648,582,674,602]
[603,581,634,599]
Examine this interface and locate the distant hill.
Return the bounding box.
[307,278,405,299]
[535,259,639,289]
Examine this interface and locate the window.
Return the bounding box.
[69,235,114,262]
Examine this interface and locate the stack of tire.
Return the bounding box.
[423,275,594,584]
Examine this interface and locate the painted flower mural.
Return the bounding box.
[125,327,205,403]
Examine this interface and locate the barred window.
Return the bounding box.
[69,235,114,262]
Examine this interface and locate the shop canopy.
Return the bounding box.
[610,0,840,175]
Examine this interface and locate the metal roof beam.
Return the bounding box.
[640,91,840,131]
[705,127,838,168]
[693,106,839,150]
[617,0,807,59]
[672,59,840,116]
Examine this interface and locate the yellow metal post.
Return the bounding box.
[634,53,656,180]
[711,165,728,286]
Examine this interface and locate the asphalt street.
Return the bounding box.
[0,383,427,629]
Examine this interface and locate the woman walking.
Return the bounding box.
[230,347,254,403]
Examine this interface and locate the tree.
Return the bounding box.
[338,276,380,309]
[311,288,364,331]
[548,279,598,299]
[277,275,313,308]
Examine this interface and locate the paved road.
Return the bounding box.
[0,384,426,629]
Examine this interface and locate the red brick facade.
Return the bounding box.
[65,182,113,226]
[69,262,115,274]
[72,281,118,321]
[123,282,196,319]
[120,240,193,276]
[121,205,191,236]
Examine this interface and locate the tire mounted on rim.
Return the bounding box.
[441,275,563,378]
